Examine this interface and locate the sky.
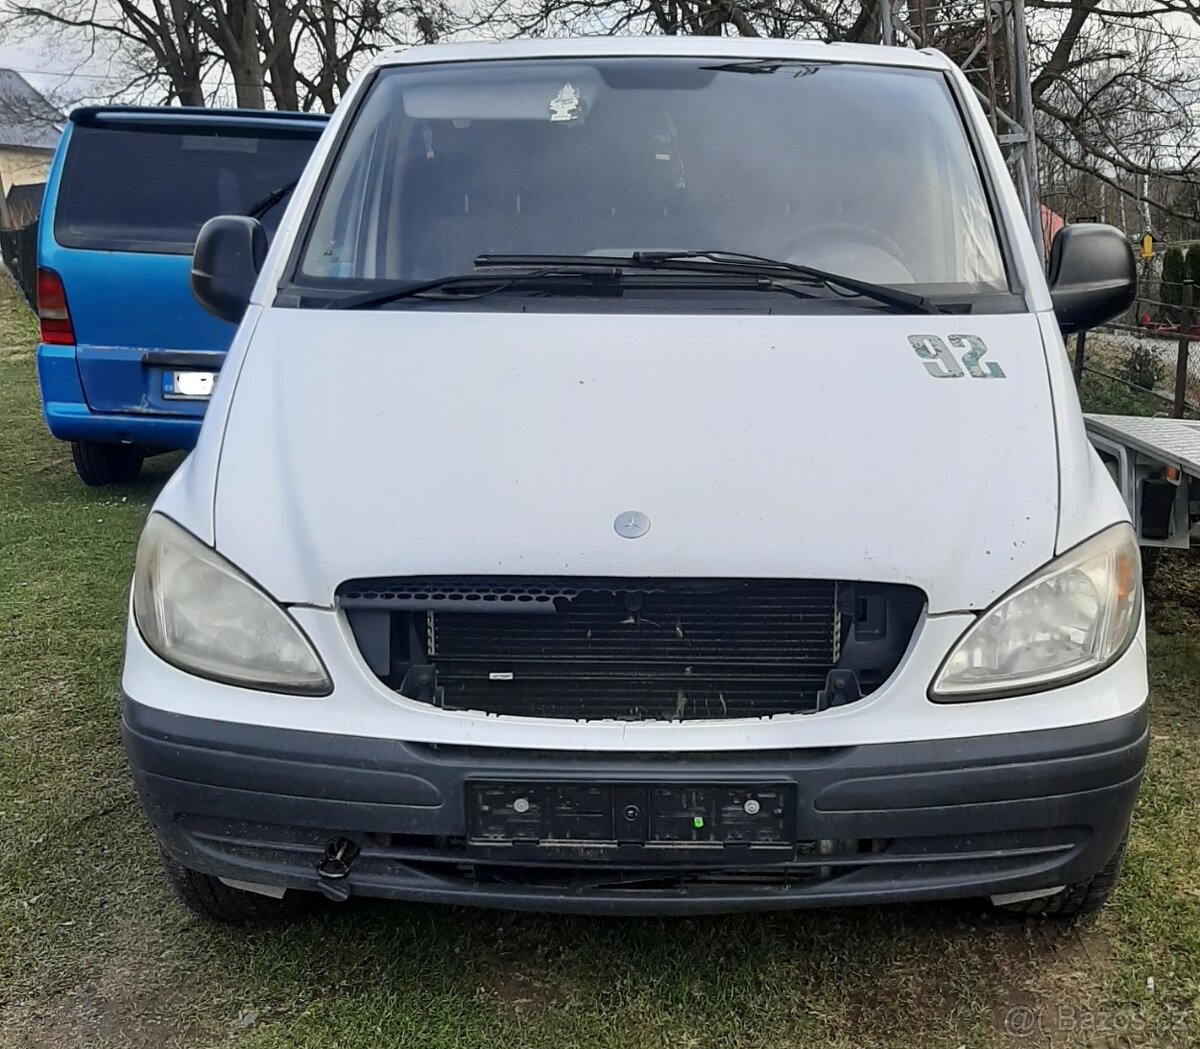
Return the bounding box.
[0,36,120,112]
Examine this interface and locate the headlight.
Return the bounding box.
[931,523,1141,700]
[132,513,331,695]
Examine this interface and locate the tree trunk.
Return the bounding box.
[200,0,266,108]
[260,0,301,110]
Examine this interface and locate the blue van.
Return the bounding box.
[35,107,327,485]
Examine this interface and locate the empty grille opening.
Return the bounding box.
[342,577,924,721]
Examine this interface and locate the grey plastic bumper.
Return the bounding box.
[122,697,1148,915]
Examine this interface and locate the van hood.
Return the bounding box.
[213,309,1057,613]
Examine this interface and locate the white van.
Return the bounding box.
[123,37,1147,924]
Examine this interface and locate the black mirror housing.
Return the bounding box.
[1047,223,1136,335]
[191,216,267,324]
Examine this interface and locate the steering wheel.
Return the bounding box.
[779,222,914,283]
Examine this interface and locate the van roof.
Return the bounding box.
[376,36,954,72]
[68,106,329,133]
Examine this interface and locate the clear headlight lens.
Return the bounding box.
[932,523,1141,700]
[132,513,331,695]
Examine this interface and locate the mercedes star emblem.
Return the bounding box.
[614,511,651,539]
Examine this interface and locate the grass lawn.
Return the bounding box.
[2,269,1200,1048]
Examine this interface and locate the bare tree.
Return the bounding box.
[193,0,265,107]
[6,0,212,105]
[1028,7,1200,232]
[6,0,1200,237]
[1,0,442,110]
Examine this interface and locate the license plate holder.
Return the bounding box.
[163,370,215,399]
[466,782,795,846]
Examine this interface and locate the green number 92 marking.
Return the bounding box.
[908,334,1006,379]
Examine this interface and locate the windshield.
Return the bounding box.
[299,58,1008,298]
[56,123,320,254]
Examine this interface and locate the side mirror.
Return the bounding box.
[1047,223,1136,335]
[191,216,267,324]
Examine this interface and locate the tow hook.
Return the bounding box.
[315,838,359,902]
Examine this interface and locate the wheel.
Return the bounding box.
[160,850,308,925]
[994,833,1128,919]
[70,441,144,486]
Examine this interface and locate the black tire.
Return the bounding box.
[70,441,144,486]
[160,850,308,925]
[994,834,1128,919]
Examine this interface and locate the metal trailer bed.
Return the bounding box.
[1085,414,1200,547]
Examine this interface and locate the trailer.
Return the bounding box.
[1086,414,1200,547]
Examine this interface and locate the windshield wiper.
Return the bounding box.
[702,59,822,77]
[322,262,819,310]
[323,267,624,310]
[244,178,300,219]
[475,251,943,315]
[640,250,944,315]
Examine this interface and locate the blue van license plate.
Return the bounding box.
[163,370,215,399]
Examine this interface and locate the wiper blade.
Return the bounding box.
[475,251,942,315]
[634,250,942,315]
[244,178,300,219]
[702,59,821,76]
[324,263,818,310]
[323,267,623,310]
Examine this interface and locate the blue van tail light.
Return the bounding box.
[37,268,75,346]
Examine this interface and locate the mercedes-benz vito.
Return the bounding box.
[121,38,1145,923]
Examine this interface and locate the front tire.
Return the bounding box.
[994,833,1128,919]
[70,441,143,486]
[160,851,307,925]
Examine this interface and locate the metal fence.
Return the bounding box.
[1073,279,1200,418]
[0,219,38,311]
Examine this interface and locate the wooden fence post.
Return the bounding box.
[1174,279,1194,418]
[1073,329,1087,384]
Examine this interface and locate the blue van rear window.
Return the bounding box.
[54,124,318,254]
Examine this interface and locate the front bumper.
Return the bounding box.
[123,697,1148,915]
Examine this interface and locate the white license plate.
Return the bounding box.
[164,370,215,399]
